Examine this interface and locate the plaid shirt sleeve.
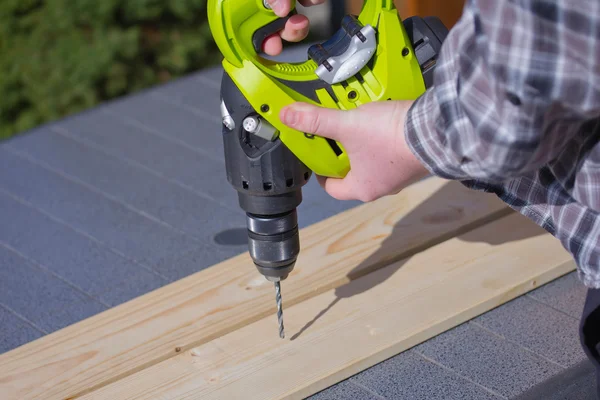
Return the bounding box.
[405,0,600,287]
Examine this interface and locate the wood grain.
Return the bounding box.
[0,178,509,399]
[80,213,575,400]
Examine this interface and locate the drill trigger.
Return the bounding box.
[252,9,298,54]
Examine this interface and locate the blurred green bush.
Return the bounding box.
[0,0,222,139]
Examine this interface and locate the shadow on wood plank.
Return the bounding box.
[291,181,544,340]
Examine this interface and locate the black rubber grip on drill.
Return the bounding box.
[252,9,298,53]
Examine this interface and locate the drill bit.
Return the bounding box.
[274,281,285,339]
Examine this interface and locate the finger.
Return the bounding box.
[262,34,283,56]
[280,102,355,141]
[319,173,357,201]
[279,14,309,42]
[299,0,327,6]
[266,0,291,16]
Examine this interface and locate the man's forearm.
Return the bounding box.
[404,0,600,184]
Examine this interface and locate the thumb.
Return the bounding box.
[280,102,355,141]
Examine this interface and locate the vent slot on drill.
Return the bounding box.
[327,138,344,157]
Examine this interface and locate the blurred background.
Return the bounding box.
[0,0,464,141]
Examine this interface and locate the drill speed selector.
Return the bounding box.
[308,15,377,85]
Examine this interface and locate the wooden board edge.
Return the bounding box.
[294,260,575,400]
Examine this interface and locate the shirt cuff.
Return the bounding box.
[405,88,448,179]
[404,87,475,182]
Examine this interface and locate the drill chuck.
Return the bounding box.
[247,210,299,281]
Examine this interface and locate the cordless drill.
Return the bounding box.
[207,0,448,338]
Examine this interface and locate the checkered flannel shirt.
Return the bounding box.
[405,0,600,288]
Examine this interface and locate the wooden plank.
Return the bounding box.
[0,178,509,400]
[81,213,575,400]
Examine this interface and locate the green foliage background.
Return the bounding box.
[0,0,222,140]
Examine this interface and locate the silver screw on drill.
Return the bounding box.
[274,281,285,339]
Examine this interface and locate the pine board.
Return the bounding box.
[0,178,509,399]
[79,213,575,400]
